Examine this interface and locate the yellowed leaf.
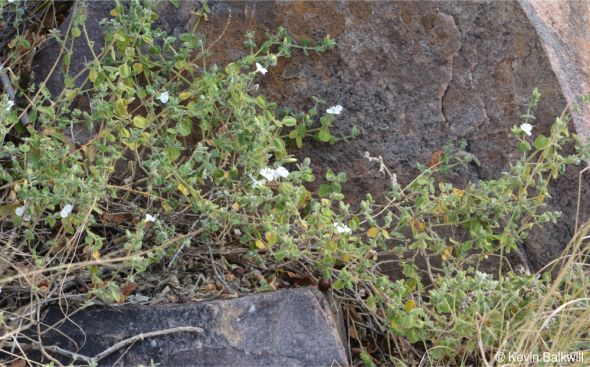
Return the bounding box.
[429,150,443,167]
[265,232,277,246]
[412,219,426,233]
[162,201,172,213]
[367,227,379,238]
[452,188,465,197]
[177,183,190,197]
[120,283,137,296]
[179,91,192,101]
[340,252,353,263]
[102,212,132,224]
[123,140,138,151]
[299,221,308,231]
[255,239,266,250]
[404,299,416,312]
[441,247,452,261]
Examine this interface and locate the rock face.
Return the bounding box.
[32,1,590,269]
[33,288,347,366]
[518,0,590,268]
[520,0,590,138]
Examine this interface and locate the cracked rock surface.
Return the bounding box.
[33,288,347,366]
[33,1,590,270]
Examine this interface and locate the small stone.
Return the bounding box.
[232,267,245,278]
[318,278,332,292]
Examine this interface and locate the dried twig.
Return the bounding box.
[37,326,204,364]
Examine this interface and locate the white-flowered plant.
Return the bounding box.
[251,178,266,188]
[4,7,585,365]
[60,204,74,218]
[333,222,352,234]
[15,206,25,217]
[157,91,170,104]
[255,63,268,75]
[6,100,14,111]
[259,167,275,181]
[259,166,289,181]
[326,105,343,115]
[273,166,289,179]
[520,123,533,136]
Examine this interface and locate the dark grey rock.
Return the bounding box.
[34,288,347,366]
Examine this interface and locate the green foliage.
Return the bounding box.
[1,1,589,365]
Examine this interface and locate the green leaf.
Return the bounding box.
[71,27,81,38]
[115,99,128,116]
[256,95,266,109]
[332,278,345,290]
[518,141,532,153]
[295,135,303,148]
[435,299,451,313]
[177,119,192,137]
[272,137,285,151]
[318,128,331,142]
[534,135,550,150]
[282,116,297,127]
[318,184,332,196]
[132,62,143,74]
[119,64,130,79]
[224,63,240,75]
[37,106,55,119]
[88,68,98,82]
[165,146,181,161]
[133,115,150,128]
[349,216,360,231]
[202,1,210,13]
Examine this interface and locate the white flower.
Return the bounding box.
[255,63,267,75]
[326,105,343,115]
[6,100,14,111]
[248,173,266,188]
[333,222,352,234]
[157,91,170,104]
[520,123,533,136]
[145,213,157,222]
[273,166,289,179]
[259,167,275,181]
[252,178,266,188]
[60,204,74,218]
[15,206,25,217]
[259,166,289,182]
